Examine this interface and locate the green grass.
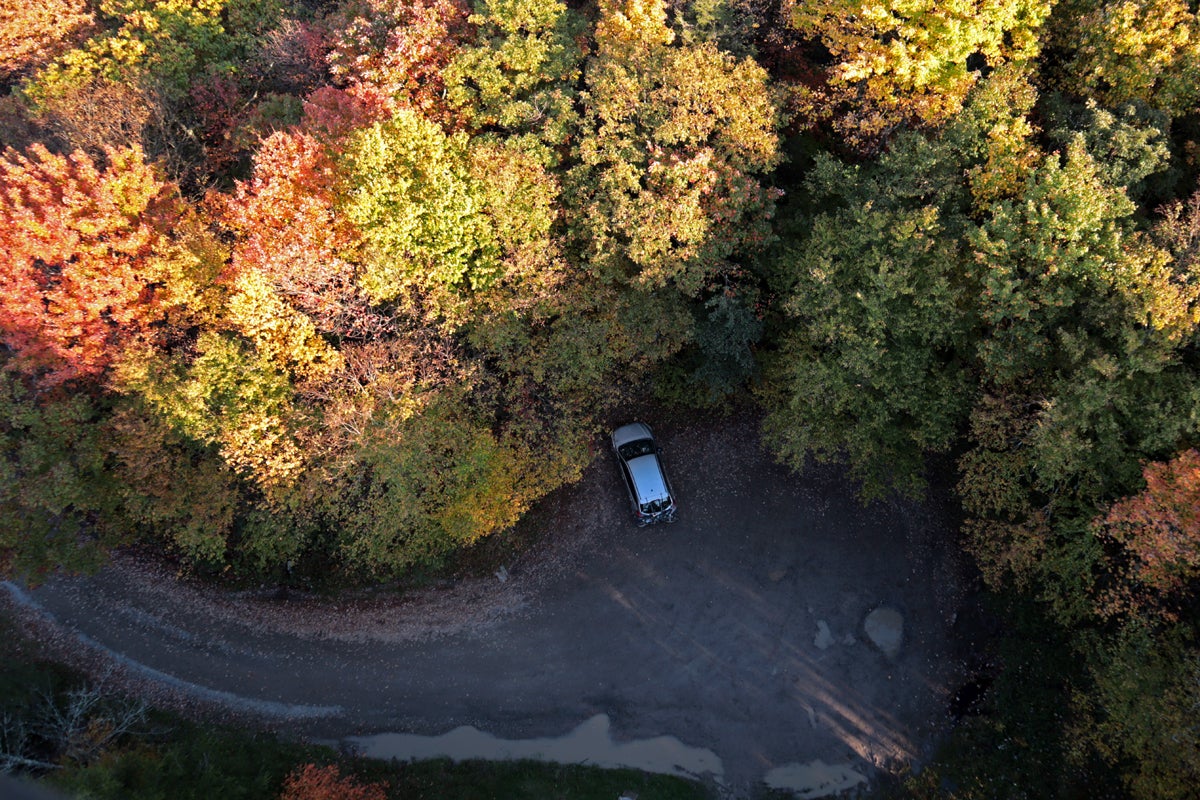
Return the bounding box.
[49,738,711,800]
[362,758,710,800]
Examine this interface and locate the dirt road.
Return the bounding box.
[6,416,967,796]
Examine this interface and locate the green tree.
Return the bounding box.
[759,69,1043,497]
[329,385,583,575]
[671,0,764,55]
[1043,97,1174,204]
[761,137,974,498]
[687,283,764,402]
[0,372,117,578]
[341,108,566,326]
[445,0,585,161]
[569,0,783,296]
[968,138,1189,385]
[957,143,1200,620]
[342,109,500,320]
[1077,627,1200,800]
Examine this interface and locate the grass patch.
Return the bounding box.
[360,758,710,800]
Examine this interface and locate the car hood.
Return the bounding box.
[627,454,670,503]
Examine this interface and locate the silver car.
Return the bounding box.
[611,422,677,525]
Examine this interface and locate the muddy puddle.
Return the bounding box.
[764,759,868,797]
[347,715,872,797]
[345,714,723,781]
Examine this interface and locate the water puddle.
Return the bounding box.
[346,714,724,781]
[764,759,868,798]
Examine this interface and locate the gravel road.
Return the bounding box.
[6,415,968,797]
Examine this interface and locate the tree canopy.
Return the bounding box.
[3,1,1200,794]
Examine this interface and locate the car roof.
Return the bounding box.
[627,454,670,503]
[612,422,654,448]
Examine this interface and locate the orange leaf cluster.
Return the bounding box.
[1098,449,1200,618]
[0,144,181,387]
[279,764,387,800]
[0,0,95,83]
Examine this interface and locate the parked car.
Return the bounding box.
[611,422,677,525]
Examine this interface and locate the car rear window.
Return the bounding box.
[618,439,655,460]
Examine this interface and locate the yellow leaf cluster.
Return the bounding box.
[1065,0,1200,113]
[791,0,1053,142]
[595,0,673,59]
[225,268,344,385]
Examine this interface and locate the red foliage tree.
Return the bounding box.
[216,129,390,340]
[300,85,390,142]
[326,0,473,126]
[1097,449,1200,619]
[279,764,388,800]
[0,144,183,387]
[189,74,251,173]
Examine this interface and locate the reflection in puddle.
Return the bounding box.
[349,716,871,798]
[764,759,867,797]
[346,714,723,781]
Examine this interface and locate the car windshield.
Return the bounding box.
[617,439,655,460]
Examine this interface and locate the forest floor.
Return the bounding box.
[3,413,975,798]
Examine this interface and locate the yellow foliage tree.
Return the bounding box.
[790,0,1053,148]
[1054,0,1200,115]
[594,0,673,58]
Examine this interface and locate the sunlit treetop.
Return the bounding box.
[444,0,585,159]
[0,144,217,388]
[790,0,1053,148]
[325,0,473,125]
[571,4,783,296]
[24,0,287,102]
[594,0,674,58]
[1052,0,1200,115]
[0,0,95,84]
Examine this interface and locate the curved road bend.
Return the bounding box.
[11,418,965,795]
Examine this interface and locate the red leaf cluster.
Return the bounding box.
[301,86,391,141]
[190,75,249,172]
[326,0,473,125]
[218,129,387,339]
